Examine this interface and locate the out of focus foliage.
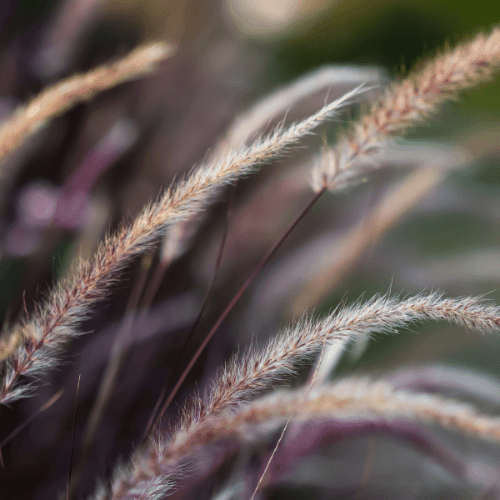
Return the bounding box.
[1,1,500,499]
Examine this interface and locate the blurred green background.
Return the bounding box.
[1,1,500,498]
[224,0,500,378]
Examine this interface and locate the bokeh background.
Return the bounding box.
[1,1,500,499]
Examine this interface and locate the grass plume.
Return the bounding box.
[103,292,500,499]
[0,42,175,167]
[154,376,500,468]
[0,87,361,405]
[313,26,500,190]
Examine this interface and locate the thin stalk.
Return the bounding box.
[143,191,235,442]
[66,375,81,500]
[0,390,63,450]
[153,186,327,429]
[68,255,152,498]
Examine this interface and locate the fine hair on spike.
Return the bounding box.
[158,66,383,268]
